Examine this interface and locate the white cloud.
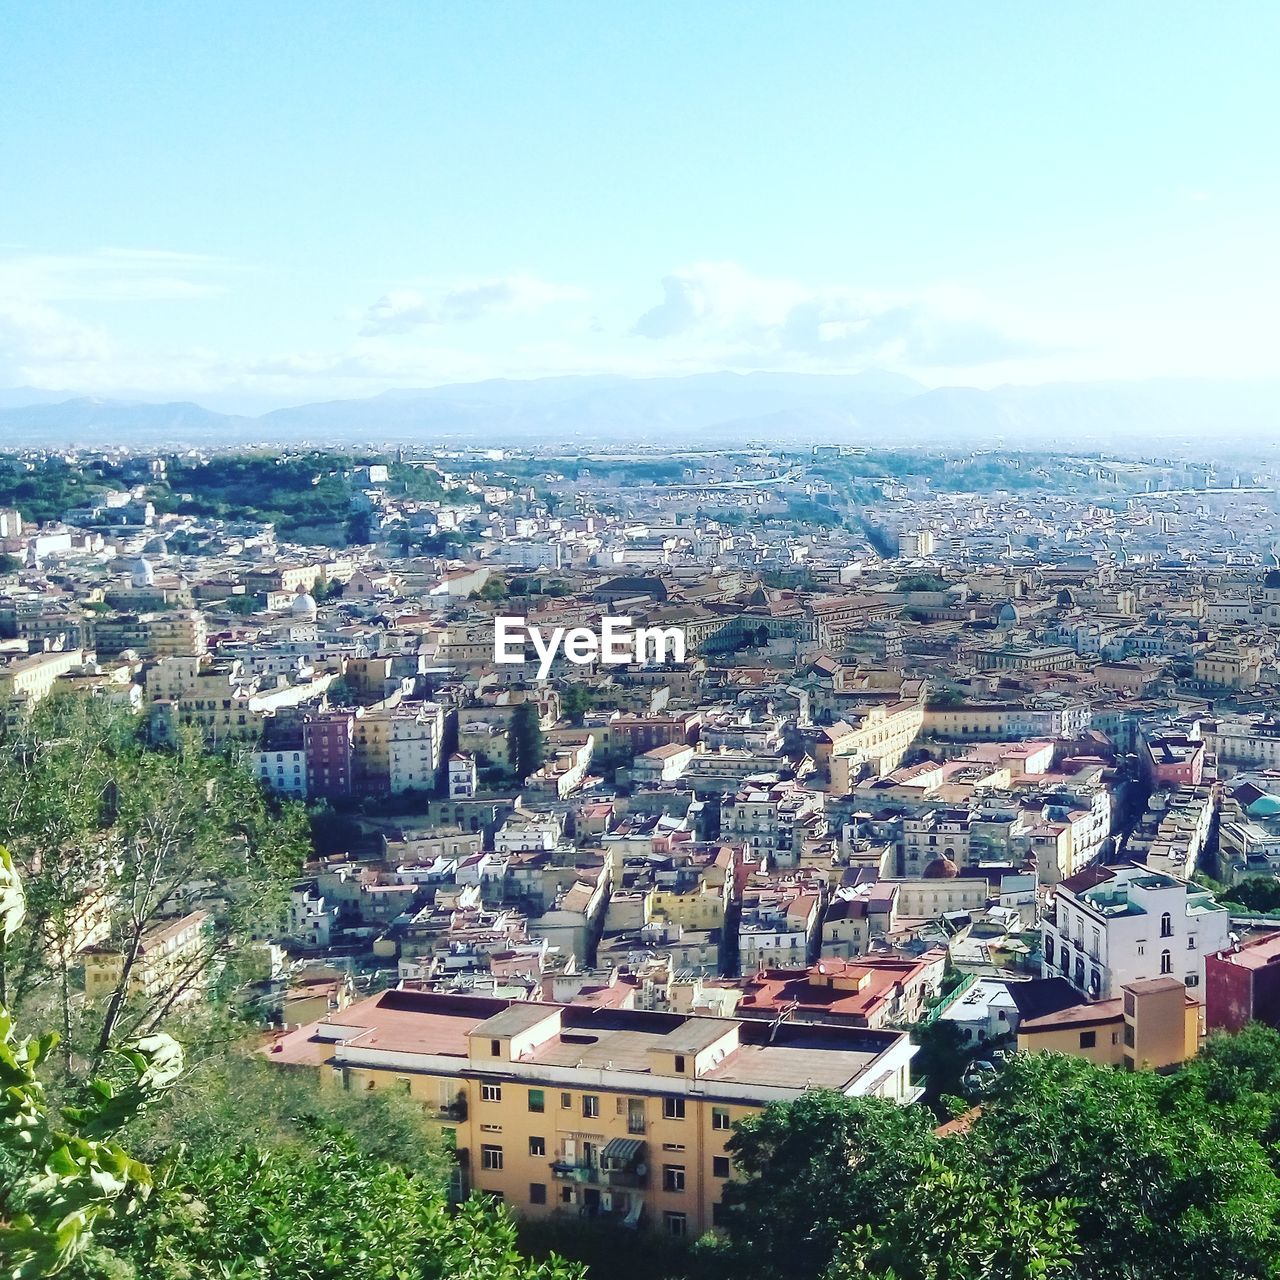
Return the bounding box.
[0,247,241,303]
[632,262,1038,371]
[361,274,588,335]
[0,299,111,384]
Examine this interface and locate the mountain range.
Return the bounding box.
[1,371,1279,456]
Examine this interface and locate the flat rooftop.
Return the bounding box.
[266,988,904,1093]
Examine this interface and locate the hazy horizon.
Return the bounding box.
[4,1,1280,416]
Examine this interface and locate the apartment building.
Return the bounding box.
[268,989,918,1234]
[1018,976,1201,1071]
[84,910,209,1003]
[721,780,826,868]
[0,646,86,724]
[901,808,971,877]
[1041,863,1230,999]
[923,700,1091,741]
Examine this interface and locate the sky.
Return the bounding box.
[2,0,1279,411]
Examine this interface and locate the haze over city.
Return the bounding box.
[3,0,1279,438]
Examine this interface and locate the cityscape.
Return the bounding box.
[5,4,1280,1279]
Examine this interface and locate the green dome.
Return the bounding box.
[1247,795,1280,818]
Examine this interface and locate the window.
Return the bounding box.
[1123,1023,1135,1048]
[1188,935,1197,950]
[530,1183,547,1205]
[674,1055,686,1073]
[561,1092,572,1110]
[665,1212,688,1238]
[481,1083,502,1103]
[1186,975,1200,988]
[528,1088,545,1113]
[663,1096,686,1120]
[713,1156,731,1179]
[712,1202,728,1228]
[1160,949,1172,975]
[1079,1031,1096,1049]
[480,1145,503,1171]
[582,1095,600,1119]
[712,1107,731,1131]
[560,1186,574,1205]
[663,1165,686,1193]
[529,1136,546,1157]
[627,1098,646,1133]
[1160,912,1173,938]
[490,1039,502,1057]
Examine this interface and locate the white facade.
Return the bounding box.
[1041,863,1230,999]
[253,748,308,798]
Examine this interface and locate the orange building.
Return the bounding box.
[267,988,919,1236]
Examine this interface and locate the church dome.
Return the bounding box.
[131,557,155,588]
[291,584,318,620]
[1264,569,1280,591]
[923,856,960,879]
[1247,794,1280,819]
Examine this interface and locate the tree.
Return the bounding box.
[0,698,307,1068]
[828,1160,1079,1280]
[927,685,967,710]
[325,676,359,707]
[223,592,264,615]
[95,1129,582,1280]
[963,1052,1280,1280]
[0,552,21,575]
[1,851,576,1280]
[0,848,182,1278]
[715,1091,939,1280]
[1220,876,1280,914]
[559,683,594,726]
[508,703,545,781]
[910,1016,975,1112]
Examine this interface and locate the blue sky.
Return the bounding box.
[2,0,1278,409]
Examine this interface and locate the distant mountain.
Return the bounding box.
[0,397,246,445]
[0,371,1278,454]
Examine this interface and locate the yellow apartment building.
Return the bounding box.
[268,989,919,1236]
[84,910,210,1003]
[1017,975,1200,1070]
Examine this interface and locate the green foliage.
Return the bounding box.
[509,703,545,781]
[325,676,359,707]
[897,574,948,592]
[0,458,127,525]
[0,849,182,1278]
[0,697,307,1059]
[910,1016,976,1110]
[1219,875,1280,915]
[124,1053,450,1184]
[705,1037,1280,1280]
[959,1052,1280,1280]
[0,552,21,574]
[559,683,595,726]
[94,1129,580,1280]
[786,499,841,529]
[478,576,510,601]
[222,592,264,616]
[717,1091,938,1280]
[828,1160,1079,1280]
[925,685,967,710]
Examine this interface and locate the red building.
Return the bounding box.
[303,710,354,799]
[1143,733,1204,787]
[1205,931,1280,1032]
